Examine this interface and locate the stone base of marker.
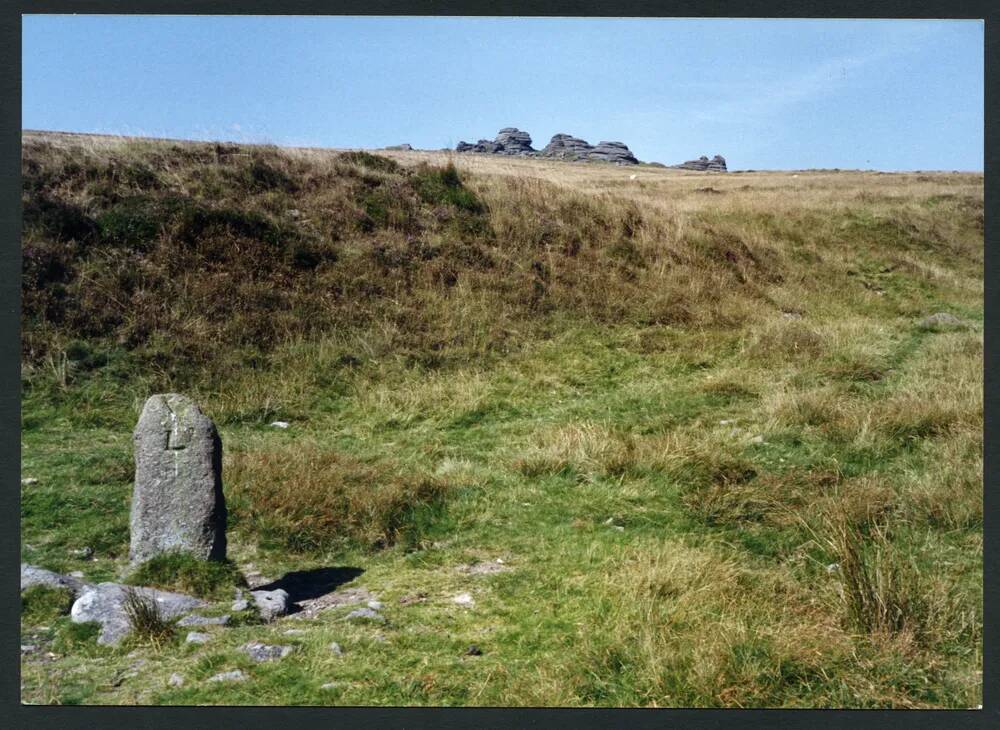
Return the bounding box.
[129,394,226,564]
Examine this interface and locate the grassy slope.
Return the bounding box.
[20,132,983,707]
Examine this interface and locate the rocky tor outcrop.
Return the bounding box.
[456,139,501,154]
[493,128,535,155]
[539,134,594,161]
[671,155,728,172]
[456,127,535,156]
[589,141,639,165]
[460,129,641,165]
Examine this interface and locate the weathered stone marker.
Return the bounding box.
[129,394,226,564]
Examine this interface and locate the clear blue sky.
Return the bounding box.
[22,16,983,171]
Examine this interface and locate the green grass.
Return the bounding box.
[21,585,75,625]
[126,553,247,600]
[21,318,983,707]
[20,133,982,707]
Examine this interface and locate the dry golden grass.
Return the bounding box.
[225,442,450,552]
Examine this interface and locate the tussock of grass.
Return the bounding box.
[575,542,846,707]
[512,422,636,480]
[824,512,926,638]
[122,587,174,647]
[126,552,246,599]
[226,444,451,552]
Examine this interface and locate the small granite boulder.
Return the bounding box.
[70,583,206,645]
[129,394,226,564]
[918,312,968,331]
[250,589,290,621]
[21,564,90,597]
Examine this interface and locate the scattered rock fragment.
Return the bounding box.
[69,546,94,559]
[208,670,246,683]
[269,421,290,429]
[345,607,386,623]
[465,645,483,656]
[452,593,475,607]
[231,599,250,612]
[168,673,185,688]
[320,682,339,690]
[186,632,211,644]
[292,586,376,619]
[21,478,38,486]
[178,614,231,627]
[329,641,343,655]
[243,567,275,589]
[241,642,295,662]
[457,560,508,576]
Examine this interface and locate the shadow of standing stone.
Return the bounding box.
[129,394,226,564]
